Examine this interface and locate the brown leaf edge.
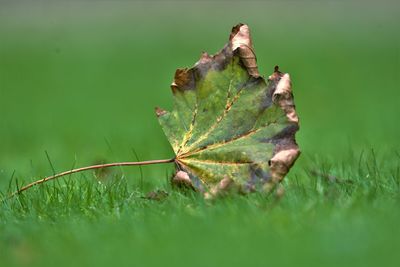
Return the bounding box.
[269,68,300,184]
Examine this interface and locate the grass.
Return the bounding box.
[1,151,399,267]
[1,1,400,267]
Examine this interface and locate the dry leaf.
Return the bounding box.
[157,24,300,196]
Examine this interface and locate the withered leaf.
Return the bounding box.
[156,24,300,197]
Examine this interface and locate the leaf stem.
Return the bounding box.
[7,158,175,199]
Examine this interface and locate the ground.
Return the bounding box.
[0,1,399,267]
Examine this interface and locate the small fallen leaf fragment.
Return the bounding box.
[144,190,169,201]
[157,23,300,196]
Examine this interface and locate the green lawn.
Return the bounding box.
[1,1,399,267]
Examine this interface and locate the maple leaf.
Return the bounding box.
[156,24,300,196]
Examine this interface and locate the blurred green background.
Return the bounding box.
[0,1,399,267]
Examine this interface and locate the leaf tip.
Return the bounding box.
[172,170,195,190]
[229,23,259,77]
[270,149,301,182]
[171,68,194,93]
[273,73,299,123]
[155,107,167,117]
